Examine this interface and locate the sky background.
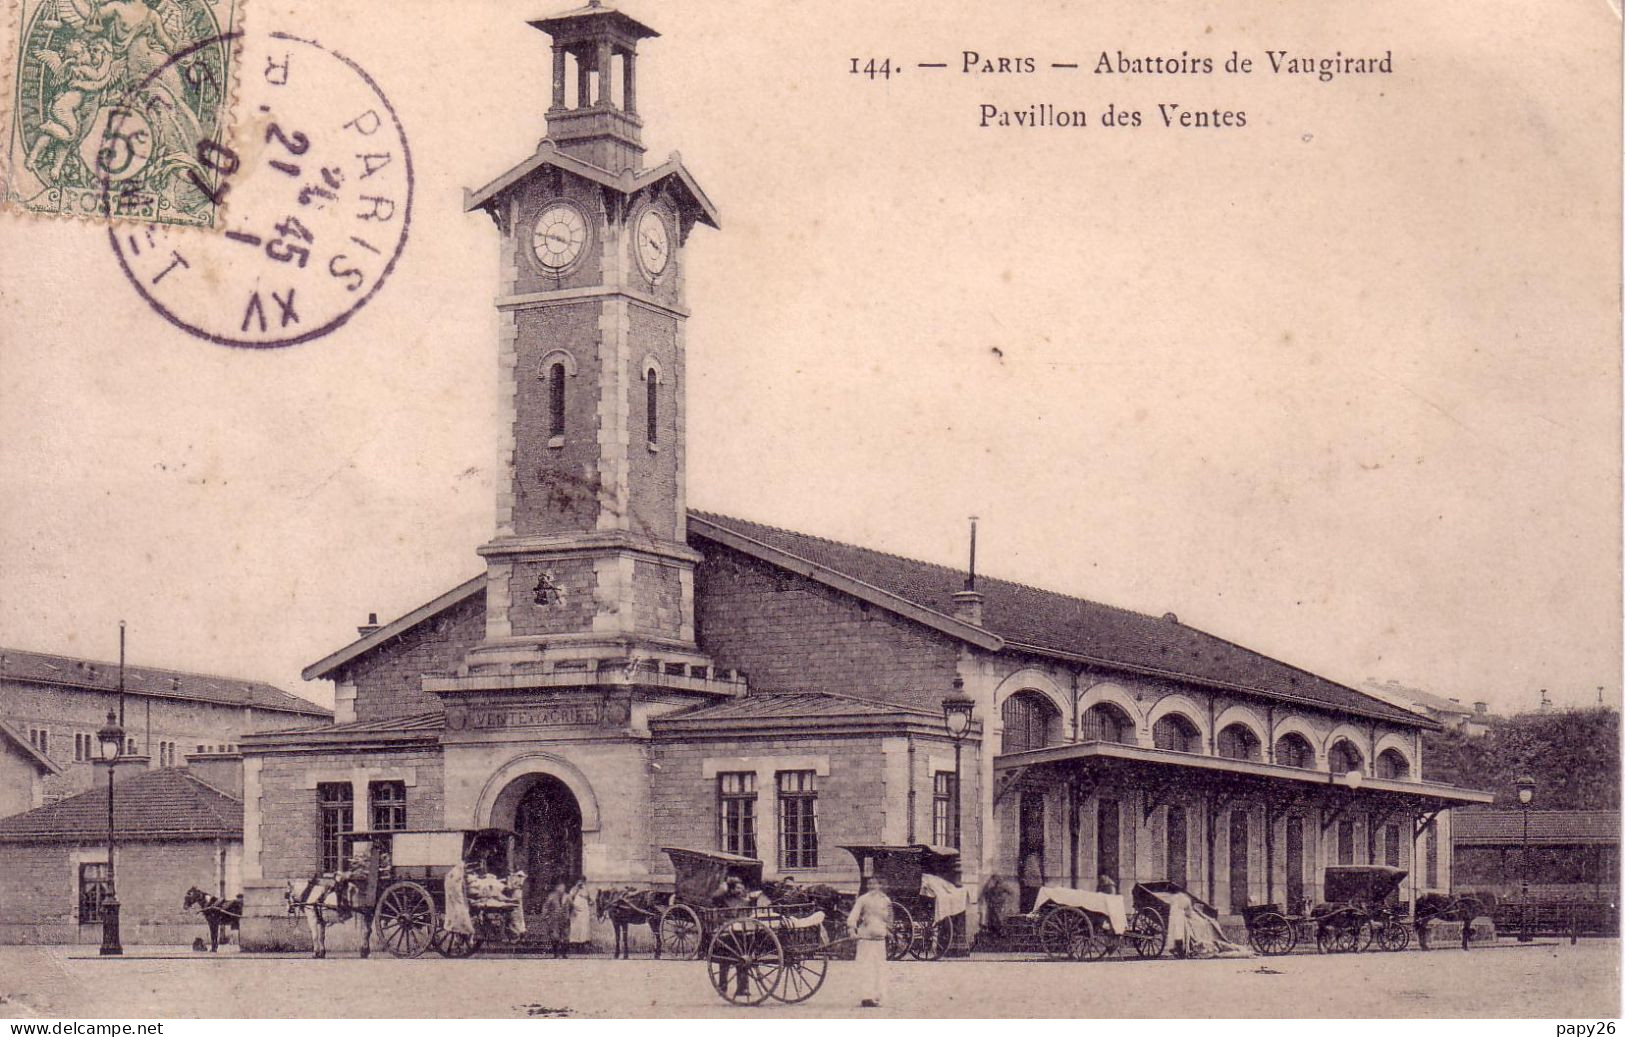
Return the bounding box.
[1,0,1619,715]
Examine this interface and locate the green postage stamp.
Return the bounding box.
[4,0,241,226]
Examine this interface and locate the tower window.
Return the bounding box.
[646,368,659,445]
[548,362,566,438]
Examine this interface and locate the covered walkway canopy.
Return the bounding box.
[995,740,1493,909]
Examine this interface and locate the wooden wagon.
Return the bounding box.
[1244,865,1411,954]
[344,827,525,958]
[655,846,767,960]
[1006,883,1169,961]
[840,843,969,960]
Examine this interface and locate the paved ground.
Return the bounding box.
[0,941,1616,1018]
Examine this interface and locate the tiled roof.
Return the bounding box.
[241,711,443,745]
[653,691,942,725]
[1363,681,1477,717]
[0,647,329,717]
[0,768,242,842]
[691,511,1433,728]
[1453,810,1620,846]
[0,719,62,775]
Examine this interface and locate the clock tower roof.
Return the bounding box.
[464,143,719,229]
[528,2,659,45]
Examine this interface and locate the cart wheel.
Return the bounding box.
[1039,906,1094,961]
[434,929,480,958]
[919,918,954,961]
[772,951,828,1004]
[886,902,915,961]
[1128,907,1168,959]
[1356,921,1376,953]
[374,882,437,958]
[1247,911,1296,956]
[706,918,783,1006]
[1377,920,1410,952]
[658,903,703,960]
[1316,922,1359,954]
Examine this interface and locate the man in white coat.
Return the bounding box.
[846,877,893,1008]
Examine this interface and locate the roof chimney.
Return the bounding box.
[358,612,381,637]
[953,517,983,626]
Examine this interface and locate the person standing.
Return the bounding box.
[1019,849,1045,913]
[980,872,1011,937]
[540,881,569,958]
[568,879,593,951]
[846,877,893,1009]
[712,877,753,998]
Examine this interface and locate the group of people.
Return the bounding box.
[536,877,594,957]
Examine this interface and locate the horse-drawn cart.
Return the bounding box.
[1313,865,1411,953]
[840,844,968,960]
[346,827,525,958]
[1244,865,1411,955]
[656,846,769,960]
[1008,883,1169,961]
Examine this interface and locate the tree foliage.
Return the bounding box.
[1422,707,1619,809]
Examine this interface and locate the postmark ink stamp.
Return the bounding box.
[108,30,413,348]
[4,0,242,226]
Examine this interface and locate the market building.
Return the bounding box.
[239,1,1492,952]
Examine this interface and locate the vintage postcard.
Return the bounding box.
[0,0,1618,1023]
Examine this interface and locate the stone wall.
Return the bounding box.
[692,543,963,709]
[341,592,485,721]
[0,838,237,945]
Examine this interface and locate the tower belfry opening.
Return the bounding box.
[531,1,658,174]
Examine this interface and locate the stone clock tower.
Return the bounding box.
[432,2,737,884]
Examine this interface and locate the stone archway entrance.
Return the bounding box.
[490,774,583,915]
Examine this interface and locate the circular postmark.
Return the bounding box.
[108,30,413,348]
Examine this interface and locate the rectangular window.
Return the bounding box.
[74,733,84,762]
[778,770,818,869]
[369,780,407,832]
[79,863,112,923]
[317,782,354,873]
[1384,823,1401,868]
[30,728,48,755]
[718,772,757,858]
[1337,818,1355,866]
[931,771,959,848]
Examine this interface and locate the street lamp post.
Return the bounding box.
[1516,774,1536,943]
[96,710,124,956]
[941,678,976,851]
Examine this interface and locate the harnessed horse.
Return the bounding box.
[286,864,374,959]
[594,887,671,958]
[182,887,242,952]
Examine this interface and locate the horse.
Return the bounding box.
[182,887,242,952]
[285,868,373,959]
[1415,892,1493,950]
[594,887,670,959]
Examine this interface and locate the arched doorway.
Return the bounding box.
[496,775,583,913]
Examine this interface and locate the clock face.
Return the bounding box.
[532,203,588,272]
[635,208,671,277]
